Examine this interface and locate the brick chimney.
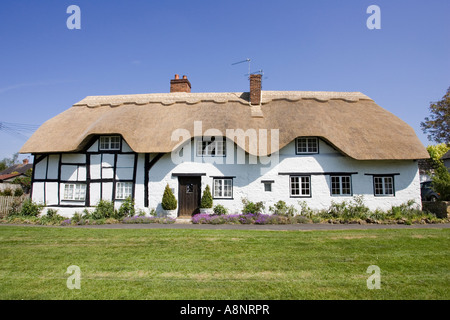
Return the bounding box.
[249,74,262,105]
[170,74,191,93]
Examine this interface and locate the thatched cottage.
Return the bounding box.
[20,74,429,217]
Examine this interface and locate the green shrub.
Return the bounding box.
[161,184,177,210]
[387,200,423,220]
[20,199,44,217]
[14,188,24,197]
[325,196,370,221]
[2,188,13,196]
[81,208,92,219]
[72,212,83,223]
[369,209,387,221]
[46,208,59,218]
[298,201,316,219]
[117,196,135,218]
[242,198,265,214]
[200,185,213,209]
[39,209,64,225]
[136,209,147,217]
[92,200,116,219]
[269,200,297,216]
[7,197,23,216]
[213,204,228,215]
[431,164,450,200]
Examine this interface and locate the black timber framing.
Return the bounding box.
[29,136,138,208]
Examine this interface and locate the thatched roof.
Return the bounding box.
[20,91,429,160]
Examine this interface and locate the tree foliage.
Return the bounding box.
[431,163,450,201]
[0,153,19,171]
[200,185,213,208]
[426,143,450,168]
[421,87,450,144]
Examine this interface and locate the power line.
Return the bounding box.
[0,121,39,140]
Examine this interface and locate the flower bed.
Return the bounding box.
[191,213,311,225]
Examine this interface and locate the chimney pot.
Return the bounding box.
[174,74,179,79]
[22,159,29,165]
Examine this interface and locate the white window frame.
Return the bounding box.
[374,176,394,196]
[330,176,352,196]
[290,176,311,197]
[196,137,226,157]
[99,136,121,151]
[63,183,86,201]
[296,137,318,154]
[116,182,133,200]
[213,178,233,199]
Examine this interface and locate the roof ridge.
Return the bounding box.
[73,91,372,107]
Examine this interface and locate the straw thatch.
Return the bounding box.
[20,91,429,160]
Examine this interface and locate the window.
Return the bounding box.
[374,176,394,196]
[264,182,272,192]
[290,176,311,197]
[99,136,121,151]
[116,182,133,199]
[197,137,226,156]
[63,184,86,201]
[331,176,352,196]
[296,137,318,154]
[213,178,233,198]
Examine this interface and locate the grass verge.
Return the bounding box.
[0,226,448,300]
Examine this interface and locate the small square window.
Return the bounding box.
[296,137,318,154]
[116,182,133,199]
[99,136,121,151]
[264,182,272,192]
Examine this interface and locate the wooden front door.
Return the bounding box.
[178,176,201,217]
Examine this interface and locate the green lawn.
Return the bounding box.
[0,226,448,300]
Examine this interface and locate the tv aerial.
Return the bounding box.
[231,58,267,79]
[231,58,251,76]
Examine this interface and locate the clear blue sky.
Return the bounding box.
[0,0,449,161]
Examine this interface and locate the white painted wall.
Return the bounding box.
[148,138,421,217]
[33,137,422,218]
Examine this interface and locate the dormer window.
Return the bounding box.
[99,136,121,151]
[296,137,318,154]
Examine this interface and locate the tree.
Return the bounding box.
[0,153,20,171]
[200,185,213,209]
[431,164,450,201]
[425,144,450,201]
[12,168,32,194]
[421,87,450,144]
[161,184,177,210]
[426,144,450,168]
